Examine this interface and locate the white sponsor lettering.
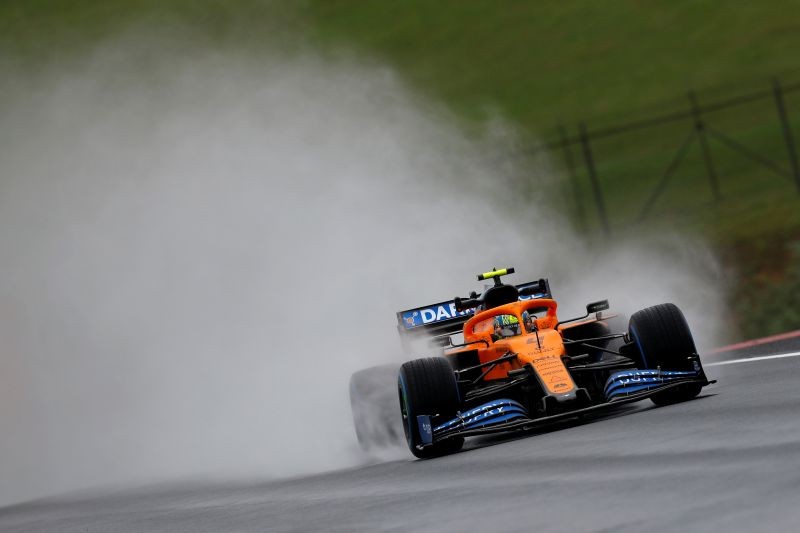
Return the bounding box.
[414,302,477,325]
[463,405,505,426]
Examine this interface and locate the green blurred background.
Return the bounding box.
[3,0,800,340]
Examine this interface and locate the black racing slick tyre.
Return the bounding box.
[628,303,703,406]
[398,357,464,458]
[349,365,405,452]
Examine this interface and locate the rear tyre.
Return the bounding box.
[398,357,464,458]
[349,365,405,452]
[628,303,703,406]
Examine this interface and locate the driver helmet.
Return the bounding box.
[494,314,520,336]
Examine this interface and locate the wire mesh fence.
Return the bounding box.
[530,78,800,236]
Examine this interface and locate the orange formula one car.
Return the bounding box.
[350,268,714,458]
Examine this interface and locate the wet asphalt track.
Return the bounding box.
[2,338,799,532]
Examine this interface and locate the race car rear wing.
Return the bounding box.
[396,279,551,347]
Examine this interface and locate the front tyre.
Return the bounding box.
[628,303,703,406]
[398,357,464,458]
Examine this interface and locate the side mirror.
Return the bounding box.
[556,299,611,330]
[455,296,480,312]
[587,300,610,314]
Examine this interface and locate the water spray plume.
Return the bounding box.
[0,33,726,506]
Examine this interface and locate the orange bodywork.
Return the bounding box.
[444,299,579,397]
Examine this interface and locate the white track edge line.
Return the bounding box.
[706,351,800,367]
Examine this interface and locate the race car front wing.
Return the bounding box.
[415,368,715,448]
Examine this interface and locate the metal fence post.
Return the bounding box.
[688,90,721,201]
[772,78,800,193]
[558,124,586,231]
[578,122,610,237]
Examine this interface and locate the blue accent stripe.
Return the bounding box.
[462,412,527,429]
[609,383,666,395]
[433,398,529,435]
[605,374,696,395]
[603,369,700,400]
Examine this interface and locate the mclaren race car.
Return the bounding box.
[350,268,714,458]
